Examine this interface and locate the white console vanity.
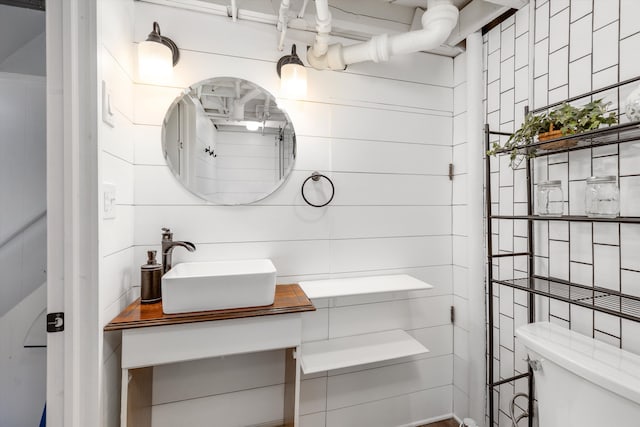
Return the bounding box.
[105,275,432,426]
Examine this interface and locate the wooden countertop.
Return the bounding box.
[104,284,315,331]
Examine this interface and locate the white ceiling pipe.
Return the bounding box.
[307,0,458,70]
[263,97,271,119]
[277,0,291,50]
[230,0,238,22]
[278,25,288,51]
[312,0,332,57]
[277,0,290,32]
[231,88,262,120]
[298,0,310,19]
[239,88,262,104]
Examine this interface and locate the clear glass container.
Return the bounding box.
[537,180,564,216]
[625,84,640,121]
[585,176,619,218]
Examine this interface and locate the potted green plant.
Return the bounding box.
[488,99,617,168]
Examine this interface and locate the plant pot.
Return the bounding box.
[537,128,577,151]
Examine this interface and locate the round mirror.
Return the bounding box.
[162,77,296,205]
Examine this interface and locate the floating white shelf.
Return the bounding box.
[300,329,429,374]
[299,274,433,300]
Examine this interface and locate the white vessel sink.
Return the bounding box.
[161,259,277,314]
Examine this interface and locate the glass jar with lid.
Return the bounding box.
[537,180,564,216]
[585,176,619,218]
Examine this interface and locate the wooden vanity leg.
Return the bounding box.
[121,366,153,427]
[283,346,301,427]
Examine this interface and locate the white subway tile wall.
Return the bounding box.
[483,0,640,425]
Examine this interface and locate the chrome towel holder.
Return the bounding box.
[301,172,334,207]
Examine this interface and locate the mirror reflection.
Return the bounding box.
[162,77,296,205]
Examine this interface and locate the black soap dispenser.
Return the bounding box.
[141,250,163,304]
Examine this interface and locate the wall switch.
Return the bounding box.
[103,183,116,219]
[102,80,115,128]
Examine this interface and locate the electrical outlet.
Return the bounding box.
[102,80,115,127]
[103,183,116,219]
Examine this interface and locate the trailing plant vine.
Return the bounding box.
[487,99,617,168]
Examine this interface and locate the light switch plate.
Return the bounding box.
[103,182,116,219]
[102,80,115,128]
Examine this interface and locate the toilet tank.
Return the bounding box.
[516,322,640,427]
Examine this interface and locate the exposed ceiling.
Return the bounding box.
[147,0,522,57]
[0,3,44,64]
[190,77,288,132]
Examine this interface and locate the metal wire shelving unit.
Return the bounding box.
[485,75,640,427]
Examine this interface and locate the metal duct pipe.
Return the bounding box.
[307,0,458,70]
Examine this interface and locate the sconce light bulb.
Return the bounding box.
[280,63,307,100]
[138,40,173,84]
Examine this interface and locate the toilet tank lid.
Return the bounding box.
[516,322,640,405]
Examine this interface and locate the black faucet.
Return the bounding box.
[161,228,196,274]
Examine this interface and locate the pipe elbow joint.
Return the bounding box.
[307,43,346,70]
[306,0,459,69]
[421,3,459,32]
[313,32,330,57]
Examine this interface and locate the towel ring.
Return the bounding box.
[301,172,335,207]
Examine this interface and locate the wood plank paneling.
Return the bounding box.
[331,139,452,174]
[326,355,453,410]
[326,385,453,427]
[328,295,451,339]
[329,236,453,273]
[152,349,285,405]
[134,166,452,207]
[99,3,143,427]
[125,2,457,426]
[152,384,285,427]
[132,240,333,278]
[133,205,331,245]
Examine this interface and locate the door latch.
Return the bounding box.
[47,312,64,333]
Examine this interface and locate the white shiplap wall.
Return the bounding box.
[99,0,457,425]
[98,0,137,425]
[451,50,471,420]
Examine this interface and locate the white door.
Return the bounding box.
[46,1,100,426]
[45,1,66,425]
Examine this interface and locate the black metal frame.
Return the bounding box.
[486,124,535,427]
[485,76,640,427]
